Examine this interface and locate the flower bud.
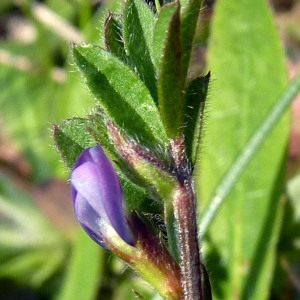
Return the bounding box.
[71,145,183,299]
[71,144,135,250]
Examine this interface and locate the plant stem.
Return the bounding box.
[171,137,202,300]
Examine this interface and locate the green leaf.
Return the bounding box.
[53,118,96,169]
[197,0,289,299]
[180,0,204,79]
[123,0,157,102]
[184,72,210,164]
[179,0,189,10]
[153,2,178,71]
[154,2,185,138]
[104,12,127,61]
[72,44,168,147]
[287,171,300,223]
[199,74,300,236]
[53,113,122,170]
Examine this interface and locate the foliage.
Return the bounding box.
[0,0,300,299]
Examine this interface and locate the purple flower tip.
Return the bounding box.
[71,145,135,249]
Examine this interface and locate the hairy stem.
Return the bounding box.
[171,137,202,300]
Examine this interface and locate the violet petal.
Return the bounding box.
[71,145,135,248]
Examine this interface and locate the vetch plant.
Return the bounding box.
[54,0,211,298]
[53,0,299,298]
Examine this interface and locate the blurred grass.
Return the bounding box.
[198,0,289,298]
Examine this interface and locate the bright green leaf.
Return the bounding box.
[197,0,289,299]
[53,118,96,169]
[153,2,178,70]
[180,0,204,79]
[104,12,127,61]
[72,44,167,147]
[123,0,157,102]
[154,2,185,138]
[184,72,210,164]
[199,74,300,236]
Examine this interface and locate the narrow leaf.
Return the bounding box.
[184,72,210,164]
[72,44,168,147]
[123,0,157,102]
[153,2,178,70]
[155,2,185,138]
[181,0,203,79]
[104,12,127,62]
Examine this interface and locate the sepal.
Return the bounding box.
[104,213,183,300]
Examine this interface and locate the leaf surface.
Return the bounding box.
[72,45,167,147]
[154,2,184,138]
[180,0,203,79]
[123,0,157,101]
[104,13,127,62]
[197,0,289,298]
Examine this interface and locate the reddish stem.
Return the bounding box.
[171,137,203,300]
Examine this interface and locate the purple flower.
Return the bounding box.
[71,145,135,249]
